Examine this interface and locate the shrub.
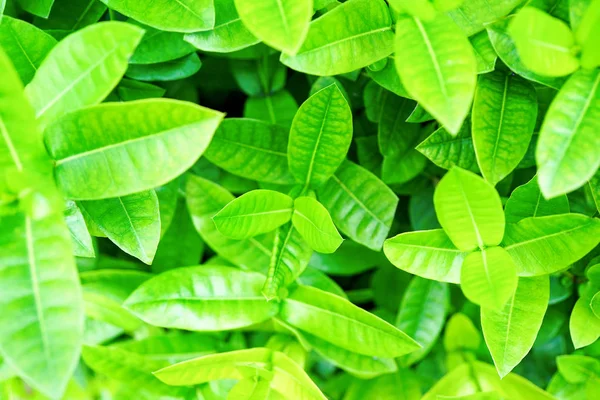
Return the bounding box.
[0,0,599,399]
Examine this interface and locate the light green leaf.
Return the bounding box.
[470,31,498,74]
[125,53,202,82]
[0,16,57,85]
[184,0,259,53]
[487,18,565,89]
[570,294,600,348]
[79,191,160,265]
[367,56,412,98]
[396,277,449,366]
[297,268,346,298]
[288,84,352,188]
[234,0,312,54]
[592,292,600,319]
[186,174,273,272]
[125,265,279,330]
[100,0,215,33]
[16,0,54,18]
[394,13,477,134]
[128,22,195,65]
[434,167,505,251]
[292,196,343,254]
[309,240,382,276]
[82,345,190,399]
[228,377,273,400]
[504,176,570,223]
[318,160,398,251]
[262,223,312,300]
[44,99,223,200]
[460,246,518,310]
[416,121,480,173]
[443,313,481,352]
[154,179,180,237]
[114,333,218,364]
[575,0,600,68]
[481,276,549,377]
[384,229,467,284]
[472,71,537,185]
[557,355,600,383]
[536,69,600,198]
[24,22,144,128]
[447,0,523,36]
[0,210,82,399]
[388,0,436,20]
[280,0,394,75]
[64,200,95,258]
[214,190,293,239]
[280,285,421,358]
[502,214,600,276]
[589,170,600,214]
[509,7,579,77]
[344,369,421,400]
[205,118,295,185]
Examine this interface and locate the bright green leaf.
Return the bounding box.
[292,196,343,254]
[504,176,570,223]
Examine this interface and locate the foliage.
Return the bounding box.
[0,0,599,399]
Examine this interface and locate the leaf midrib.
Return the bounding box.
[414,17,448,100]
[503,221,592,250]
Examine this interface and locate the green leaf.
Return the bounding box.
[434,167,505,251]
[460,246,518,310]
[205,118,295,185]
[318,160,398,250]
[114,333,218,364]
[592,291,600,319]
[128,22,195,65]
[214,190,293,239]
[509,7,579,77]
[125,53,202,82]
[367,56,412,98]
[234,0,312,54]
[443,313,481,352]
[292,196,343,254]
[569,294,600,349]
[79,191,160,265]
[309,240,382,276]
[536,69,600,198]
[0,16,57,85]
[394,13,477,134]
[589,170,600,214]
[33,0,107,31]
[186,174,273,272]
[228,377,274,400]
[64,200,95,258]
[24,22,144,128]
[16,0,54,18]
[244,90,299,129]
[416,121,480,173]
[487,18,565,89]
[388,0,436,20]
[447,0,523,36]
[396,277,449,366]
[262,223,312,300]
[557,355,600,382]
[184,0,259,53]
[280,0,394,75]
[481,276,549,377]
[504,176,570,223]
[99,0,215,33]
[280,285,421,357]
[288,84,352,188]
[470,31,498,74]
[0,210,82,399]
[82,345,190,399]
[125,265,280,330]
[472,71,538,185]
[502,214,600,276]
[384,229,467,284]
[44,99,223,200]
[575,0,600,68]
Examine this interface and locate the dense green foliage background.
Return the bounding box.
[0,0,599,399]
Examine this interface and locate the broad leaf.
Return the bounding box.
[318,160,398,251]
[244,90,299,129]
[502,214,600,276]
[204,118,295,185]
[25,22,144,128]
[481,276,549,377]
[128,22,195,65]
[125,265,280,330]
[262,223,312,300]
[279,285,421,358]
[472,71,537,185]
[292,196,343,254]
[575,0,600,68]
[396,277,449,366]
[114,333,218,363]
[99,0,215,33]
[185,0,259,53]
[33,0,107,30]
[394,13,477,134]
[384,229,467,284]
[186,174,272,272]
[434,167,505,251]
[460,246,518,310]
[504,176,570,223]
[125,53,202,82]
[44,99,223,200]
[509,7,579,77]
[214,190,293,239]
[557,355,600,383]
[416,122,479,173]
[79,190,160,265]
[64,200,95,258]
[470,31,497,74]
[536,69,600,198]
[234,0,312,54]
[280,0,394,75]
[0,210,82,399]
[447,0,524,36]
[0,16,57,85]
[288,84,352,188]
[16,0,54,18]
